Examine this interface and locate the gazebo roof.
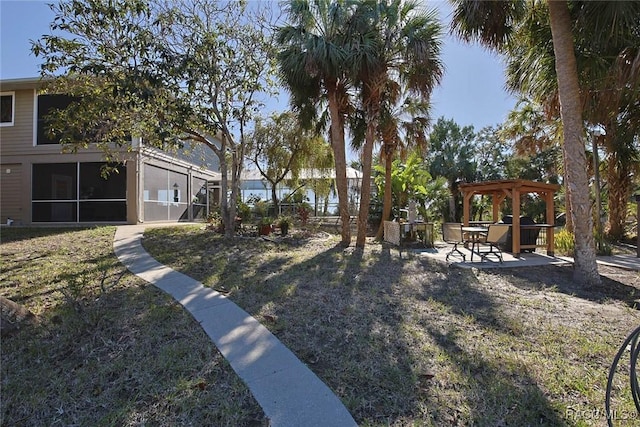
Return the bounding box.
[459,179,560,256]
[459,179,560,195]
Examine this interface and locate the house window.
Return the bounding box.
[36,94,75,145]
[32,162,127,222]
[0,92,14,126]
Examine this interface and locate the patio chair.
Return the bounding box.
[477,224,510,263]
[442,223,465,262]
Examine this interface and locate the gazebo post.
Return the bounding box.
[545,191,555,256]
[492,192,500,223]
[512,188,521,257]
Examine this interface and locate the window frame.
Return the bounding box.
[36,93,76,145]
[31,162,128,223]
[0,92,15,127]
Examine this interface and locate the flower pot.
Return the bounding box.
[259,224,272,236]
[280,223,289,236]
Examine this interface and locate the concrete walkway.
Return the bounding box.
[113,225,356,427]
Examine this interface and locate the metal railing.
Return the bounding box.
[606,325,640,426]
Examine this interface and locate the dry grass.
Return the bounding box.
[0,227,265,426]
[142,225,640,427]
[3,224,639,426]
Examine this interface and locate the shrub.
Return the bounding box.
[206,211,224,233]
[277,215,292,227]
[253,200,270,218]
[554,228,574,256]
[236,200,251,221]
[259,216,274,226]
[595,234,613,256]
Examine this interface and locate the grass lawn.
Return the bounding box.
[2,224,640,426]
[142,225,640,427]
[1,227,265,426]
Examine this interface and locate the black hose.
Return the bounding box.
[606,325,640,427]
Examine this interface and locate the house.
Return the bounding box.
[0,77,221,226]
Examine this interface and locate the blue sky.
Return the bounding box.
[0,0,517,131]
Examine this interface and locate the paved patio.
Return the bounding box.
[411,243,640,271]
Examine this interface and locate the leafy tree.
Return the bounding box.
[374,151,446,223]
[248,112,326,214]
[277,0,355,246]
[450,0,600,284]
[426,117,476,222]
[304,142,336,216]
[32,0,277,237]
[473,125,511,182]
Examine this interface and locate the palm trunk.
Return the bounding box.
[327,82,351,246]
[449,180,457,222]
[356,104,377,248]
[548,0,600,285]
[561,145,574,233]
[376,146,394,240]
[606,152,631,240]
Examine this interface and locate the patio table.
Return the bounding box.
[461,226,489,261]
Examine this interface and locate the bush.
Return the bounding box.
[236,200,251,221]
[259,216,274,226]
[252,200,271,218]
[595,234,613,256]
[206,211,224,233]
[554,228,574,256]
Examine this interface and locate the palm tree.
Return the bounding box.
[277,0,355,246]
[451,0,600,285]
[375,94,430,240]
[502,1,640,241]
[500,100,569,228]
[348,0,443,248]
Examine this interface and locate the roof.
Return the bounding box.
[0,77,44,91]
[458,179,560,195]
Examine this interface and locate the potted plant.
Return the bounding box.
[277,215,292,236]
[297,205,310,226]
[258,217,273,236]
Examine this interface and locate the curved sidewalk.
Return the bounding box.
[114,225,356,427]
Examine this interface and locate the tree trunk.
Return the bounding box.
[327,83,351,246]
[561,144,574,233]
[448,181,457,222]
[376,146,394,240]
[548,0,600,285]
[356,104,377,248]
[226,149,241,238]
[606,152,631,240]
[271,183,279,217]
[219,142,232,237]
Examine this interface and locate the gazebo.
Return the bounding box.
[458,179,561,257]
